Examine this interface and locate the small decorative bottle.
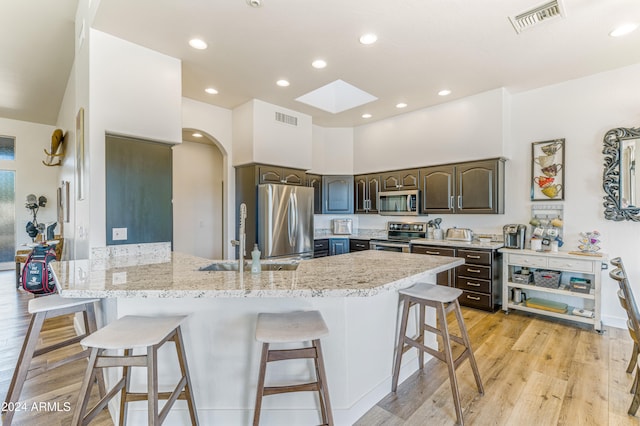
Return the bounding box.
[251,244,261,274]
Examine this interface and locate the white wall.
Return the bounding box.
[87,29,182,249]
[233,99,313,169]
[311,126,354,174]
[182,98,234,259]
[509,63,640,327]
[0,118,59,256]
[353,89,508,173]
[173,141,224,259]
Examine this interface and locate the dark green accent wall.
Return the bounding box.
[105,135,173,246]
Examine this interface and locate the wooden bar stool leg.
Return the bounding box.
[629,343,639,374]
[453,300,484,395]
[147,345,159,425]
[392,295,411,392]
[72,348,101,426]
[418,301,425,370]
[118,348,132,426]
[173,327,199,425]
[253,342,269,426]
[2,312,46,424]
[314,339,333,426]
[437,302,464,426]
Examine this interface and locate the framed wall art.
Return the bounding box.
[531,138,565,201]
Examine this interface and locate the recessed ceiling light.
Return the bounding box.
[192,133,203,138]
[205,87,218,95]
[362,113,372,119]
[609,23,639,37]
[312,59,327,69]
[438,89,452,96]
[276,79,290,87]
[359,33,378,45]
[188,38,208,50]
[247,0,263,7]
[396,103,407,109]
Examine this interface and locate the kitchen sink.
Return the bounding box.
[199,262,299,272]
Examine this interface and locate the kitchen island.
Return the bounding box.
[52,250,463,425]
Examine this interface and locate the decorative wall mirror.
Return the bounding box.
[603,126,640,221]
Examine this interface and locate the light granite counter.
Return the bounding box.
[52,250,463,299]
[410,237,505,250]
[51,250,462,426]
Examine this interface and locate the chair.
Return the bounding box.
[253,310,333,426]
[2,294,104,425]
[392,282,483,426]
[609,259,640,416]
[72,315,198,426]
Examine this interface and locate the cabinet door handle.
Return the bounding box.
[449,196,454,210]
[467,282,481,287]
[467,255,481,259]
[466,295,481,301]
[426,251,441,255]
[467,268,481,273]
[457,195,462,209]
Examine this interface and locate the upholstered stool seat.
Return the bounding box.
[253,310,333,426]
[2,295,103,425]
[392,282,483,426]
[72,315,198,426]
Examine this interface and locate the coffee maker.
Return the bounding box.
[503,224,527,249]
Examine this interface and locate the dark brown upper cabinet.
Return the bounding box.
[354,173,381,214]
[306,173,323,215]
[258,165,305,185]
[420,158,505,214]
[380,168,419,191]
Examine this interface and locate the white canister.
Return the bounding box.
[531,239,542,251]
[550,240,559,252]
[433,229,444,240]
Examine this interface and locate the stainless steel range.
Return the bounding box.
[369,221,428,253]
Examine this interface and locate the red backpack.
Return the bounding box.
[21,244,58,294]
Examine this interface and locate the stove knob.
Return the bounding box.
[418,225,423,231]
[413,225,419,230]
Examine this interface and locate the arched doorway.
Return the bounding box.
[172,129,225,259]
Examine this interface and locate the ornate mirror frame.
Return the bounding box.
[603,126,640,221]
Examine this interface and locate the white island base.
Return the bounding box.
[103,292,434,425]
[54,251,463,425]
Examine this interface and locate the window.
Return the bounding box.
[0,135,16,160]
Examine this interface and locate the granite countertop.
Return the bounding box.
[313,229,387,240]
[410,238,504,250]
[51,251,464,299]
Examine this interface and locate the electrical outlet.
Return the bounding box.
[112,227,128,241]
[112,272,127,285]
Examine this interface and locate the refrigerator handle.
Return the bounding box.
[289,192,298,246]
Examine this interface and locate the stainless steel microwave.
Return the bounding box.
[378,190,420,215]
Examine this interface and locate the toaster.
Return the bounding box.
[445,227,473,242]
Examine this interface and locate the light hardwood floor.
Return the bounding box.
[1,269,638,425]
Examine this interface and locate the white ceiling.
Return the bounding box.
[3,0,640,127]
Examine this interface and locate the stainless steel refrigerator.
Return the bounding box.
[257,184,314,259]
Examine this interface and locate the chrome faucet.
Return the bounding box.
[231,203,247,271]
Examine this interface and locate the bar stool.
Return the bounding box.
[2,294,104,426]
[391,282,483,426]
[72,315,198,426]
[253,310,333,426]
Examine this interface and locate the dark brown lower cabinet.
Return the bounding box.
[410,244,502,312]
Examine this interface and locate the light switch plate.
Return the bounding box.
[112,227,128,241]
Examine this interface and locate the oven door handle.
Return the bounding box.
[371,241,410,250]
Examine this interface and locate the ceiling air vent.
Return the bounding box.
[275,111,298,126]
[509,0,566,34]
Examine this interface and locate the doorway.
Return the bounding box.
[172,130,224,259]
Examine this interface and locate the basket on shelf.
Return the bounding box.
[533,270,562,288]
[512,272,533,285]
